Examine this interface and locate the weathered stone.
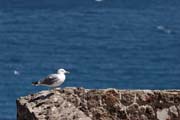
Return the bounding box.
[169,105,178,118]
[17,88,180,120]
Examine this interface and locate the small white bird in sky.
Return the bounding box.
[32,68,70,88]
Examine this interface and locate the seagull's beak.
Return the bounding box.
[65,71,70,74]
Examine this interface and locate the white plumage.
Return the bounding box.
[32,68,70,88]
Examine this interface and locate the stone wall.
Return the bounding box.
[17,87,180,120]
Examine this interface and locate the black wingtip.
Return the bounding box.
[32,81,39,86]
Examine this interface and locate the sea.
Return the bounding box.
[0,0,180,119]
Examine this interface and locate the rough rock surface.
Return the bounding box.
[17,87,180,120]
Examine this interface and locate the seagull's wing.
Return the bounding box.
[39,74,59,85]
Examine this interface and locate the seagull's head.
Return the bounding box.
[57,68,70,74]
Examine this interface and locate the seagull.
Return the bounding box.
[32,68,70,88]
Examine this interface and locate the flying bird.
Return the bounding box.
[32,68,70,88]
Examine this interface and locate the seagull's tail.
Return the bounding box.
[32,81,40,86]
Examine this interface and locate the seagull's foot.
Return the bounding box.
[50,87,61,92]
[55,87,61,90]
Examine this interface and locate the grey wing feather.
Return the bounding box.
[40,74,59,85]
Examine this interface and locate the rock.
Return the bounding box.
[17,88,180,120]
[169,105,178,118]
[157,108,170,120]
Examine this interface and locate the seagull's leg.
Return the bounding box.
[52,87,56,90]
[52,87,60,91]
[49,87,55,91]
[55,87,61,90]
[57,86,61,90]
